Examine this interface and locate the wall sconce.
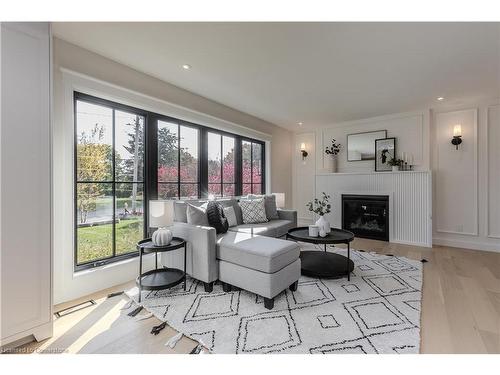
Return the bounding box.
[451,124,462,150]
[300,142,308,160]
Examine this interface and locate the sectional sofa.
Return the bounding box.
[162,198,301,309]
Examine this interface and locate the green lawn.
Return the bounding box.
[77,217,144,264]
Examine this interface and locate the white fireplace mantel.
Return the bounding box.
[316,171,432,247]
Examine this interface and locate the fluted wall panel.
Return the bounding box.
[315,171,432,247]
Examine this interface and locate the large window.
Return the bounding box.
[75,94,145,269]
[157,120,200,199]
[74,92,265,270]
[242,140,263,195]
[208,132,235,197]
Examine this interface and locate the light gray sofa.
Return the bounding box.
[162,198,300,309]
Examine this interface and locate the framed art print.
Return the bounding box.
[375,137,396,172]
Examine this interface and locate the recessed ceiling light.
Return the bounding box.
[437,97,444,101]
[182,64,191,70]
[298,122,303,126]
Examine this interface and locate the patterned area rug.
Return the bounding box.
[126,245,423,354]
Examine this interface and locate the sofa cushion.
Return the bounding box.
[223,206,238,227]
[186,203,209,226]
[227,219,294,238]
[219,199,243,225]
[174,200,208,223]
[206,201,229,234]
[216,231,300,273]
[247,194,279,220]
[239,198,268,224]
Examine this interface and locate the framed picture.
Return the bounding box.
[347,130,387,161]
[375,137,396,172]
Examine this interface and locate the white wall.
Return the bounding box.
[315,111,430,173]
[432,100,500,252]
[52,38,294,304]
[293,132,316,223]
[293,103,500,253]
[1,22,52,345]
[294,111,430,225]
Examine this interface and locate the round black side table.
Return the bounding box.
[136,237,186,302]
[286,227,355,280]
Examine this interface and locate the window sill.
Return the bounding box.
[73,253,154,278]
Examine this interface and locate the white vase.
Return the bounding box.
[319,228,326,237]
[392,166,399,172]
[331,156,338,173]
[315,215,331,234]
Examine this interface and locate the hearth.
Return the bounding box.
[342,194,389,241]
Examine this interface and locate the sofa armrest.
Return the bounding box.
[161,222,218,283]
[277,209,297,227]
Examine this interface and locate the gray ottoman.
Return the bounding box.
[216,232,301,309]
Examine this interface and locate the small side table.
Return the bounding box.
[136,237,186,302]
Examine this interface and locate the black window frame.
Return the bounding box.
[73,92,265,271]
[156,117,202,200]
[241,138,266,195]
[206,131,237,198]
[74,92,150,271]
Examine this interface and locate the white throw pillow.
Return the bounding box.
[223,206,238,227]
[239,199,268,224]
[186,202,209,226]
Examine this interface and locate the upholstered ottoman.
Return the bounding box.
[216,232,301,309]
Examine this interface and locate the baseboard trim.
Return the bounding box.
[390,239,432,248]
[433,237,500,253]
[0,320,53,348]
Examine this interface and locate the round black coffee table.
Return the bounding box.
[286,227,355,280]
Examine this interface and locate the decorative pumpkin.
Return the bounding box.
[152,227,173,246]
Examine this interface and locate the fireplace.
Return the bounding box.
[342,195,389,241]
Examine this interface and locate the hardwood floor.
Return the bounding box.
[10,239,500,354]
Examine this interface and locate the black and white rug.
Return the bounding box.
[126,245,423,354]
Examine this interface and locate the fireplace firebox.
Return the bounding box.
[342,195,389,241]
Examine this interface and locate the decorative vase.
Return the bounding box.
[319,228,327,237]
[331,156,338,173]
[392,166,399,172]
[315,215,331,234]
[152,227,173,246]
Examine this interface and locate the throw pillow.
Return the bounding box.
[206,201,229,234]
[186,202,209,226]
[263,194,279,220]
[239,198,268,224]
[223,206,238,227]
[246,194,279,220]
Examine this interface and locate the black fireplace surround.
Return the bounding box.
[342,194,389,241]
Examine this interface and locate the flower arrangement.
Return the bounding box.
[306,192,331,216]
[325,138,341,156]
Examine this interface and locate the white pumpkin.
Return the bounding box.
[152,227,173,246]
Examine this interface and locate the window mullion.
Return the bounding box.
[177,123,181,199]
[250,141,253,194]
[220,136,223,196]
[111,109,116,258]
[235,137,242,196]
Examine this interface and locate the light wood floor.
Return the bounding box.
[11,239,500,354]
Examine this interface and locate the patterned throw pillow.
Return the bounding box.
[246,194,279,220]
[239,198,268,224]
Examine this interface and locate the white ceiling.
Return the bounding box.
[52,22,500,131]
